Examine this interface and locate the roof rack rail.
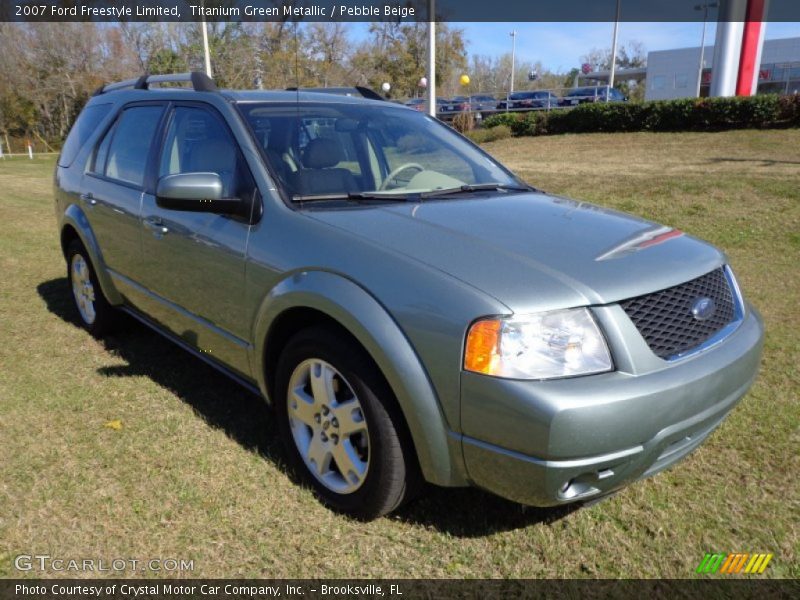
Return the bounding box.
[93,72,218,96]
[284,86,386,101]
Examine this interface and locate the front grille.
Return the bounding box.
[620,268,737,359]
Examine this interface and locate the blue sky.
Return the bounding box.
[458,22,800,71]
[351,22,800,72]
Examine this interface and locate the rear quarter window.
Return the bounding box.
[95,105,164,187]
[58,103,113,167]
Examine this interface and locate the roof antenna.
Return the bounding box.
[294,20,301,101]
[293,20,301,174]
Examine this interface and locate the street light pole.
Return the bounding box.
[508,30,517,111]
[608,0,621,93]
[201,20,212,78]
[695,2,718,98]
[427,0,436,117]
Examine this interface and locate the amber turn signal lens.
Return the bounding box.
[464,319,502,374]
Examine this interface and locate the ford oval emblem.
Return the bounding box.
[691,297,716,321]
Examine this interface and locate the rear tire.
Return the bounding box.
[66,239,116,337]
[275,326,419,519]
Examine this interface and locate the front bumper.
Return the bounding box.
[460,305,764,506]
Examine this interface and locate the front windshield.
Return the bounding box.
[239,102,522,201]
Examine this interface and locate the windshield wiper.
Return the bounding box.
[420,183,536,198]
[291,192,411,203]
[291,183,537,204]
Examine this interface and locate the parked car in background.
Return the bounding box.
[441,96,484,122]
[55,72,763,520]
[404,97,426,111]
[497,91,560,111]
[404,97,450,117]
[468,95,498,118]
[560,86,628,106]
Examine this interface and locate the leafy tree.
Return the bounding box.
[351,23,467,98]
[581,40,647,72]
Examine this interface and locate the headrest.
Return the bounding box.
[302,138,344,169]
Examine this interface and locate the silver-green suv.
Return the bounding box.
[55,73,764,519]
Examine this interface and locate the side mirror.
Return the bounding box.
[156,172,240,214]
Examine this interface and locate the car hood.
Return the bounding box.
[306,192,724,313]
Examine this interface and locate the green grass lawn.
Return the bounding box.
[0,130,797,579]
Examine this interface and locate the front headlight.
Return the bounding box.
[464,308,613,380]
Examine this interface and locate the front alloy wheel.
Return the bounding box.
[275,326,420,519]
[287,359,370,494]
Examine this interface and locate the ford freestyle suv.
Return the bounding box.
[55,73,764,519]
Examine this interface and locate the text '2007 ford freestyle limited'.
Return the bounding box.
[54,73,763,519]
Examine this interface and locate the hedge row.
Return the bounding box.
[465,125,512,144]
[482,94,800,137]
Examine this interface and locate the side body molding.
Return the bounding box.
[61,203,123,305]
[251,270,467,487]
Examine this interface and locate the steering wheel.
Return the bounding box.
[380,163,425,190]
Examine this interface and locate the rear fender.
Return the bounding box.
[61,203,123,305]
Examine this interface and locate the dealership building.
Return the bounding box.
[645,36,800,100]
[581,36,800,101]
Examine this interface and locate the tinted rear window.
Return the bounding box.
[58,103,112,167]
[100,105,164,187]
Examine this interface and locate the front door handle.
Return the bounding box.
[143,217,169,236]
[80,193,97,206]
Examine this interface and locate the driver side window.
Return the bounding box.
[159,106,255,203]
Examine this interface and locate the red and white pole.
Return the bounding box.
[711,0,769,98]
[710,0,747,97]
[736,0,769,96]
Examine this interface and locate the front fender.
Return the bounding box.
[251,270,467,487]
[61,204,123,305]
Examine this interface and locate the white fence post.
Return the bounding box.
[27,141,33,159]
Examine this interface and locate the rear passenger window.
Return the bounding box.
[58,103,112,167]
[92,105,164,187]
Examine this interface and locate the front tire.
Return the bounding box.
[275,326,418,519]
[66,240,116,337]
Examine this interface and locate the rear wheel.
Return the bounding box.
[66,239,115,337]
[275,326,419,519]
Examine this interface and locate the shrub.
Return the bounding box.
[482,112,520,129]
[466,125,512,144]
[777,93,800,126]
[499,94,798,137]
[452,111,476,133]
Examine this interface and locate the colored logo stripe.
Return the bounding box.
[696,553,773,574]
[745,553,773,574]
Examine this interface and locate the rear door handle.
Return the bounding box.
[80,193,97,206]
[143,217,169,236]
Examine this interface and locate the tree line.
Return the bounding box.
[0,22,645,149]
[0,21,469,148]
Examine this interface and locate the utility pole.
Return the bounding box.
[695,3,718,97]
[427,0,436,117]
[201,8,212,78]
[507,30,516,111]
[608,0,621,93]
